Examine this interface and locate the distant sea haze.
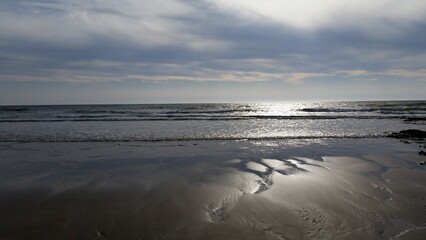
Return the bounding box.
[0,101,425,142]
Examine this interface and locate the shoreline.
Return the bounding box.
[0,134,388,143]
[1,138,425,239]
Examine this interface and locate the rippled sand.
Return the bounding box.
[0,139,425,239]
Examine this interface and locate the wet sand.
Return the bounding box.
[0,139,425,239]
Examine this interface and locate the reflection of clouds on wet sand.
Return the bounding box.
[203,157,323,231]
[205,153,426,239]
[226,157,320,193]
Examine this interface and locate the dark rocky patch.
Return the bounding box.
[388,129,426,140]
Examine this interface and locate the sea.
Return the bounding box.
[0,101,425,142]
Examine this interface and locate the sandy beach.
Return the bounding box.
[0,138,425,239]
[2,0,426,238]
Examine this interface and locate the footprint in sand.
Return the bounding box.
[94,205,146,239]
[205,193,241,223]
[297,207,329,238]
[249,218,303,240]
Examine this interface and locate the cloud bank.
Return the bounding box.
[0,0,425,103]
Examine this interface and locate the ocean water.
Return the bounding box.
[0,101,425,142]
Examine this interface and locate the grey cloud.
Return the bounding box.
[0,0,426,86]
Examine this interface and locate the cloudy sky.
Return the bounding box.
[1,0,425,104]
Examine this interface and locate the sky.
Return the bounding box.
[0,0,425,104]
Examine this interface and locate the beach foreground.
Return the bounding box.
[0,139,425,239]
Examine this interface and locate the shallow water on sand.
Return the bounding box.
[0,138,425,239]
